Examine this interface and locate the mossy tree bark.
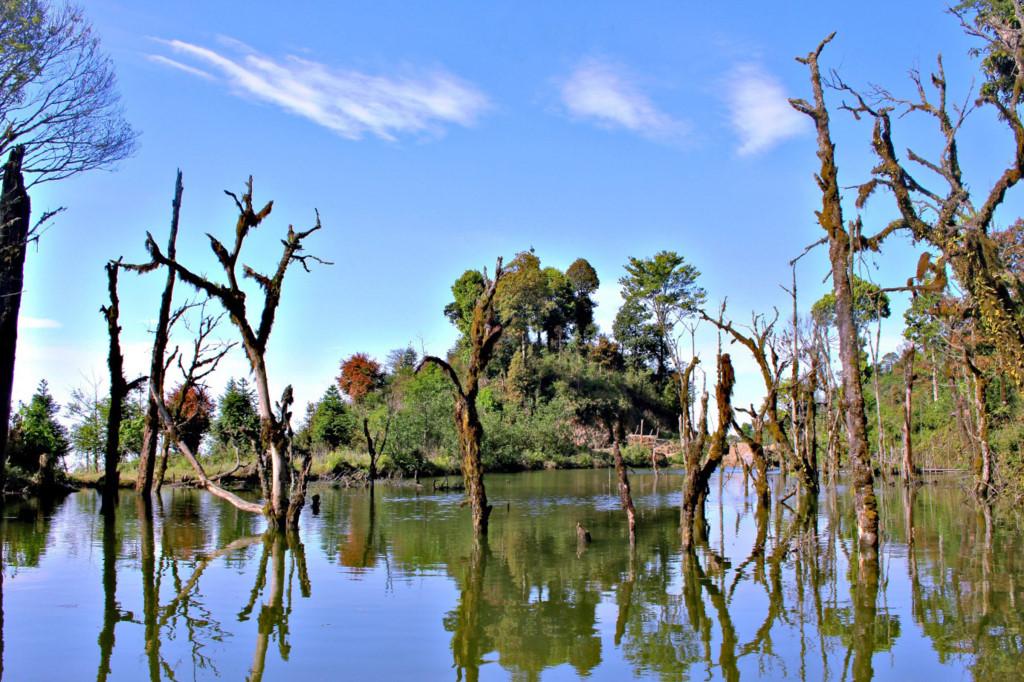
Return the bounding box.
[901,344,916,484]
[681,353,734,550]
[732,405,770,508]
[610,420,637,544]
[420,259,505,536]
[791,34,879,550]
[702,311,818,494]
[0,146,30,489]
[964,350,994,499]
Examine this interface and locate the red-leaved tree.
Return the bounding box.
[338,353,383,402]
[166,383,214,454]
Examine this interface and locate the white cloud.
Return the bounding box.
[559,59,688,141]
[145,54,215,81]
[149,38,491,141]
[726,63,808,155]
[19,316,61,330]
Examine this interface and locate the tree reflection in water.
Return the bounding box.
[2,473,1024,679]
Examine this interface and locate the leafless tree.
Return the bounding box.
[130,171,183,497]
[0,1,137,185]
[140,176,327,529]
[100,258,145,500]
[418,258,505,536]
[790,34,879,550]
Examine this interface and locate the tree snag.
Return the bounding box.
[132,170,182,497]
[680,351,734,550]
[610,420,637,544]
[702,310,818,494]
[419,258,505,536]
[100,258,145,501]
[790,33,879,549]
[901,343,916,484]
[140,176,326,529]
[0,146,30,488]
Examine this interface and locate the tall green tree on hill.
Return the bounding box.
[566,258,600,346]
[618,250,706,431]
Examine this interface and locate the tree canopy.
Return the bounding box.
[0,0,137,182]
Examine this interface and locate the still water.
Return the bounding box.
[1,469,1021,681]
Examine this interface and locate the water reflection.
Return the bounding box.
[0,472,1023,680]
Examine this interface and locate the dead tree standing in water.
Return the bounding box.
[141,177,326,529]
[610,420,637,543]
[132,171,182,498]
[419,258,505,536]
[362,409,392,485]
[702,310,818,494]
[902,343,916,483]
[155,305,234,492]
[0,147,30,488]
[100,259,145,500]
[790,34,879,549]
[680,352,735,550]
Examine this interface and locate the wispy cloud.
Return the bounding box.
[145,54,215,81]
[19,317,60,330]
[148,38,490,141]
[726,63,808,155]
[559,59,688,141]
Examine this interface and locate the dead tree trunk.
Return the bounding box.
[791,34,879,549]
[681,353,734,550]
[964,351,994,499]
[610,420,637,544]
[702,310,818,494]
[902,344,916,483]
[419,258,505,536]
[733,406,770,509]
[362,399,392,485]
[101,260,145,500]
[141,177,326,529]
[0,146,30,488]
[135,171,182,497]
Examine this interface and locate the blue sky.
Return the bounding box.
[17,1,1024,418]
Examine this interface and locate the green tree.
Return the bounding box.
[613,298,669,376]
[387,346,418,373]
[496,250,549,349]
[211,378,260,456]
[67,384,104,470]
[540,266,575,350]
[8,380,68,475]
[445,269,486,335]
[955,0,1020,103]
[308,385,355,452]
[619,251,706,338]
[566,258,600,345]
[619,250,705,420]
[811,275,891,331]
[67,384,145,470]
